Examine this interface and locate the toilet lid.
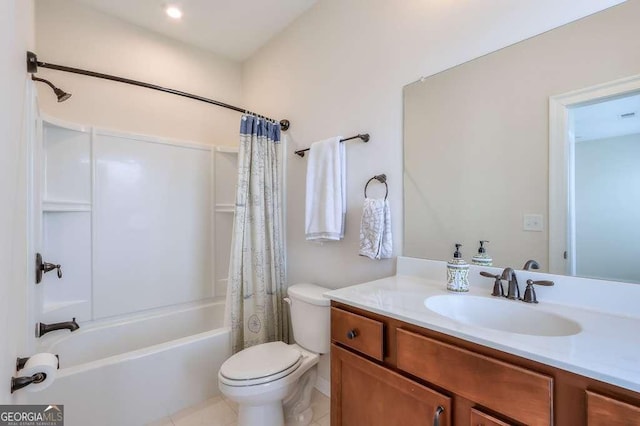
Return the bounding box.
[219,342,302,385]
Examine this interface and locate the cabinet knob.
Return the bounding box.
[433,405,444,426]
[346,329,358,340]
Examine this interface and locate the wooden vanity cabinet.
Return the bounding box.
[330,302,640,426]
[331,344,451,426]
[470,408,513,426]
[331,307,384,361]
[396,329,552,425]
[586,390,640,425]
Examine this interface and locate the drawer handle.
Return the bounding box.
[433,405,444,426]
[346,329,358,340]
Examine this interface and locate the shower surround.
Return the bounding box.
[27,115,237,425]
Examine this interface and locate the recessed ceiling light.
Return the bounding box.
[165,5,183,19]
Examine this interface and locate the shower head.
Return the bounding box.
[31,76,72,103]
[54,88,72,102]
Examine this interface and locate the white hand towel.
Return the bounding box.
[305,137,346,241]
[359,198,393,259]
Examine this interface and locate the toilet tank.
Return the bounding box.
[287,284,331,354]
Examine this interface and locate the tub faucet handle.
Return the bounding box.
[48,264,62,278]
[36,253,62,284]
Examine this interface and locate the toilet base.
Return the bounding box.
[235,367,318,426]
[283,367,317,426]
[238,402,284,426]
[219,344,320,426]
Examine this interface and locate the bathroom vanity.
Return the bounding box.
[326,258,640,426]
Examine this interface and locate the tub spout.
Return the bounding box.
[37,317,80,338]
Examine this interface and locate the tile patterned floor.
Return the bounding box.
[147,389,330,426]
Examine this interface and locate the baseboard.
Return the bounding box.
[315,376,330,397]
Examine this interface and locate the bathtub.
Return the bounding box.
[26,298,231,426]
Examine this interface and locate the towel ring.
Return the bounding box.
[364,174,388,200]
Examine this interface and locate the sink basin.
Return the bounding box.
[424,295,581,337]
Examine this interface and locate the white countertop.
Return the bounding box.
[325,271,640,393]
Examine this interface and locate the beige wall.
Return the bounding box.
[35,0,243,146]
[242,0,627,383]
[242,0,626,291]
[0,0,34,404]
[404,0,640,271]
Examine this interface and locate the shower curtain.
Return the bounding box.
[227,115,288,353]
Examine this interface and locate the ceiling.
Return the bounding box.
[573,93,640,142]
[74,0,317,61]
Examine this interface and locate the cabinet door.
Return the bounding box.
[397,329,552,426]
[586,390,640,426]
[331,344,451,426]
[470,408,513,426]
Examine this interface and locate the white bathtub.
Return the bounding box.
[27,299,231,426]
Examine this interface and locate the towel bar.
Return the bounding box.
[294,133,369,157]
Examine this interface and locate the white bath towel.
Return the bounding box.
[359,198,392,259]
[305,136,346,241]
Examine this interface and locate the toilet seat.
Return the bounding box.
[219,342,303,387]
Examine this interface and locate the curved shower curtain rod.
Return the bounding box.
[26,51,290,131]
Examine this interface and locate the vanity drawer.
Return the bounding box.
[396,329,552,426]
[331,307,384,361]
[470,408,513,426]
[586,390,640,425]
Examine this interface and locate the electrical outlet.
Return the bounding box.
[523,214,544,231]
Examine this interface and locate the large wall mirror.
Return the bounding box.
[403,0,640,282]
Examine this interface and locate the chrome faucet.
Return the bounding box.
[501,268,521,300]
[36,318,80,338]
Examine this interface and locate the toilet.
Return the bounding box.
[218,283,330,426]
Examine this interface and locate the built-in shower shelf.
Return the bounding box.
[43,200,92,212]
[215,146,239,153]
[215,204,235,213]
[43,299,88,314]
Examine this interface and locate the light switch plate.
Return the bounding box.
[523,214,544,231]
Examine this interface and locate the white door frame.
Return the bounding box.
[548,73,640,275]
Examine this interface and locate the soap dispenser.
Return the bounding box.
[447,243,470,292]
[471,240,493,267]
